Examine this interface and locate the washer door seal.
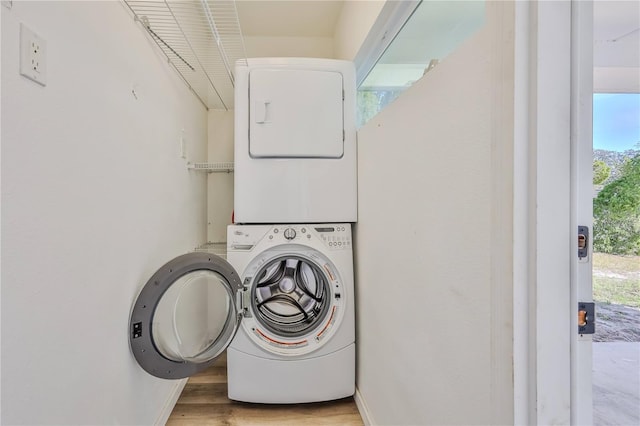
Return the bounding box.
[129,252,242,380]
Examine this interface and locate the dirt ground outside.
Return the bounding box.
[592,253,640,342]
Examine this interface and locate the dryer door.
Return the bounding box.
[129,252,243,379]
[249,68,344,158]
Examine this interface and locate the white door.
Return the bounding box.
[129,252,243,379]
[571,1,594,424]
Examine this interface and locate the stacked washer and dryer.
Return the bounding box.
[128,58,356,406]
[226,58,357,403]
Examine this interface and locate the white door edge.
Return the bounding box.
[570,1,594,425]
[512,1,533,423]
[513,1,575,424]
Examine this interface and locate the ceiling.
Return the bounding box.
[235,0,638,68]
[126,0,638,108]
[235,0,344,37]
[594,0,640,68]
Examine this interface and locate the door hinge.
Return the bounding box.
[238,278,252,318]
[578,302,595,335]
[578,226,589,259]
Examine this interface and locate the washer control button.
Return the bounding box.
[284,228,296,240]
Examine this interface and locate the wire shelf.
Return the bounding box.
[124,0,247,110]
[187,162,234,173]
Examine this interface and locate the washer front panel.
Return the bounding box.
[130,252,243,380]
[240,245,346,357]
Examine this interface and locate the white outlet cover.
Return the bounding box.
[20,23,47,86]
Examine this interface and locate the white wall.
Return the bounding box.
[594,67,640,93]
[241,0,385,62]
[207,110,234,242]
[244,36,334,59]
[1,2,207,424]
[354,3,514,424]
[333,0,385,61]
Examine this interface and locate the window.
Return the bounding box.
[357,1,485,127]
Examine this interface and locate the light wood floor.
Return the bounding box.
[167,352,363,426]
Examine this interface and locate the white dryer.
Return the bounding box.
[234,58,357,224]
[128,224,355,404]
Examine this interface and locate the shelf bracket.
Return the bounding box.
[187,162,234,173]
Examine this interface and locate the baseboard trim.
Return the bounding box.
[155,378,188,426]
[354,387,374,426]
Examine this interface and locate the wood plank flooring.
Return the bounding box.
[167,352,363,426]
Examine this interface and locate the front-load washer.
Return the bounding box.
[234,58,357,224]
[225,223,355,403]
[128,224,355,404]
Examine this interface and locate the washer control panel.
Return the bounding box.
[283,227,296,240]
[262,224,351,250]
[315,225,351,249]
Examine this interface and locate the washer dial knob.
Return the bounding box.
[284,228,296,240]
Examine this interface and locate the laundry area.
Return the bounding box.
[128,54,359,404]
[2,1,629,425]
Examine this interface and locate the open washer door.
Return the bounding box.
[130,252,243,379]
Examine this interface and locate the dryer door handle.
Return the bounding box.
[255,100,271,124]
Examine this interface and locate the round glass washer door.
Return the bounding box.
[130,252,242,380]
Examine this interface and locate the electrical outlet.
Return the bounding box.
[20,23,47,86]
